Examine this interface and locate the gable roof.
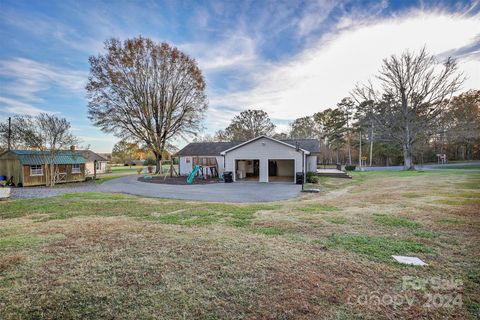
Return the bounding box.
[177,141,242,156]
[220,136,310,155]
[1,150,86,165]
[76,150,108,162]
[177,137,320,156]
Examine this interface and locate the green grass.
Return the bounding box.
[110,164,178,173]
[254,227,286,236]
[299,203,340,213]
[110,165,147,172]
[0,234,66,250]
[327,234,433,262]
[94,174,129,184]
[413,230,439,238]
[437,165,480,170]
[0,193,279,228]
[437,199,480,205]
[402,192,424,198]
[373,214,420,229]
[324,217,348,224]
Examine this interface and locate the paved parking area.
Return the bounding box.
[101,175,301,203]
[10,175,301,203]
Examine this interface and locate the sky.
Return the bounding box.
[0,0,479,152]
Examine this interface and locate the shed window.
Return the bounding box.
[30,165,43,176]
[72,164,81,173]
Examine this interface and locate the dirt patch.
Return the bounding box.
[137,175,222,185]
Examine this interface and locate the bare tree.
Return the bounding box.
[14,113,77,186]
[353,47,464,169]
[215,109,275,141]
[0,117,21,152]
[87,37,208,173]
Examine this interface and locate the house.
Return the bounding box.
[177,136,320,183]
[76,149,108,175]
[0,150,86,187]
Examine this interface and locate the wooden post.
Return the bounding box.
[94,160,97,180]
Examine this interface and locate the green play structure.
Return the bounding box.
[187,165,201,184]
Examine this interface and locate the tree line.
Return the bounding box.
[2,37,478,173]
[199,48,479,169]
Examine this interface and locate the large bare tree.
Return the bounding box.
[87,37,207,173]
[353,48,464,169]
[215,109,275,141]
[14,113,77,186]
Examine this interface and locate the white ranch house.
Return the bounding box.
[178,136,319,183]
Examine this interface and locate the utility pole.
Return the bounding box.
[359,130,362,168]
[369,121,374,167]
[7,117,11,151]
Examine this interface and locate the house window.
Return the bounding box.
[95,161,102,170]
[30,165,43,176]
[186,157,191,163]
[72,164,81,173]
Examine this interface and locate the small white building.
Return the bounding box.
[77,150,108,176]
[177,136,319,183]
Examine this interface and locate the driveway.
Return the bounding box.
[10,175,301,203]
[100,175,301,203]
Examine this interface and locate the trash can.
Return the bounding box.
[224,171,233,183]
[295,172,304,185]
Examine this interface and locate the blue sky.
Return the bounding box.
[0,0,479,152]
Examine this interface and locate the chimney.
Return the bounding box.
[70,145,76,152]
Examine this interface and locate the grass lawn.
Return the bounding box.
[437,165,480,170]
[1,170,479,319]
[110,165,147,172]
[110,164,179,173]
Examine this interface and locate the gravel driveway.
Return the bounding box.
[9,175,301,203]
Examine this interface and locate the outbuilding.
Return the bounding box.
[76,149,108,176]
[177,136,319,183]
[0,150,86,187]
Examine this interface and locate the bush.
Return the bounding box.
[143,158,157,166]
[345,165,356,171]
[306,172,319,183]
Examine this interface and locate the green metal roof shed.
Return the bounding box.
[8,150,86,165]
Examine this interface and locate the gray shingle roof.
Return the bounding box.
[177,138,320,156]
[76,150,108,162]
[178,141,242,156]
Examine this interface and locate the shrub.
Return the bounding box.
[345,165,356,171]
[143,158,156,166]
[306,172,319,183]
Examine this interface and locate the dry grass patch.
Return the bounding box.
[1,170,479,319]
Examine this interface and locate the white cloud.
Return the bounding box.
[209,11,480,123]
[181,32,258,71]
[0,96,50,115]
[0,58,86,101]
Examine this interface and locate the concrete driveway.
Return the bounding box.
[100,175,301,203]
